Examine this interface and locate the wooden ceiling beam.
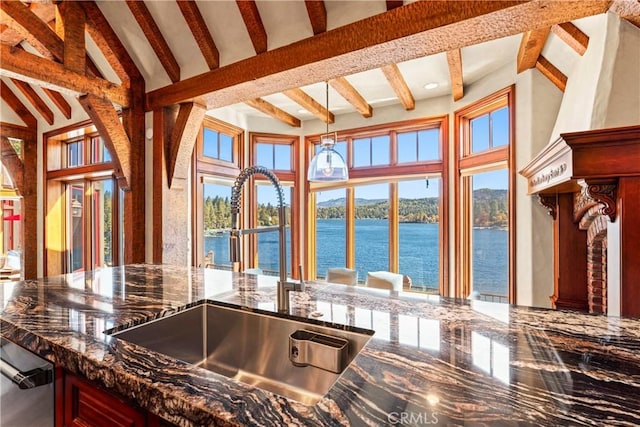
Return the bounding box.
[245,98,301,127]
[146,1,610,110]
[0,79,37,128]
[516,27,551,73]
[10,78,54,125]
[126,0,180,83]
[167,102,206,189]
[552,22,589,55]
[283,88,334,124]
[0,10,53,60]
[236,0,268,54]
[329,77,372,118]
[0,0,62,60]
[42,88,72,120]
[446,49,464,101]
[1,45,130,107]
[536,55,567,92]
[82,1,141,81]
[609,0,640,29]
[381,64,415,110]
[79,95,131,190]
[304,0,327,35]
[386,1,404,11]
[176,1,220,70]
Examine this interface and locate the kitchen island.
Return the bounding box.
[1,264,639,426]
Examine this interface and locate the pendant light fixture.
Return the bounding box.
[307,82,349,182]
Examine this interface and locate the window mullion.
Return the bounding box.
[389,182,399,272]
[346,187,355,270]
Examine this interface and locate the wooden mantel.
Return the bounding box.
[520,125,640,318]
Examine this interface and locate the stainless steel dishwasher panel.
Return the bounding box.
[0,338,55,427]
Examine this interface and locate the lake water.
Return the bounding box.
[204,219,508,296]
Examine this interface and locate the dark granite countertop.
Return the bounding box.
[1,264,639,426]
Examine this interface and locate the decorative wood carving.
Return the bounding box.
[572,190,598,223]
[537,194,557,220]
[583,179,618,222]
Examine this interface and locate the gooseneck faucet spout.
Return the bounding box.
[229,166,304,313]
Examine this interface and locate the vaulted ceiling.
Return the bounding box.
[1,1,638,130]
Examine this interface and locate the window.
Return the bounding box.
[306,117,448,294]
[192,117,243,268]
[44,122,121,276]
[248,133,299,277]
[454,86,515,303]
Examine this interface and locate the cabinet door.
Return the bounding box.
[64,373,147,427]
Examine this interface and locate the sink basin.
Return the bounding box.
[108,301,373,404]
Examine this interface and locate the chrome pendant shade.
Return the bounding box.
[307,83,349,182]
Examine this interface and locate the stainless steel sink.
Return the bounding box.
[109,301,373,405]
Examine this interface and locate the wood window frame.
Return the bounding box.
[191,117,244,267]
[453,85,516,302]
[304,116,449,295]
[44,120,121,277]
[247,132,300,277]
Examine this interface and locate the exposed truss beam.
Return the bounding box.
[536,55,567,91]
[304,0,327,35]
[42,88,72,120]
[245,98,301,127]
[56,1,86,74]
[1,45,130,107]
[167,102,206,189]
[0,79,37,128]
[446,49,464,102]
[79,95,131,190]
[516,27,551,73]
[146,1,610,110]
[283,88,334,124]
[177,0,219,70]
[10,78,54,125]
[82,1,137,82]
[552,22,589,55]
[236,0,267,54]
[329,77,372,118]
[381,64,415,110]
[126,0,180,83]
[0,0,62,60]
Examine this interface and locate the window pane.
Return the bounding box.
[68,141,83,167]
[399,178,440,293]
[397,132,417,163]
[219,133,233,162]
[471,115,490,153]
[471,169,508,299]
[256,143,273,169]
[256,184,291,276]
[68,184,85,272]
[203,183,232,269]
[418,129,440,161]
[203,128,219,158]
[92,179,113,268]
[354,183,389,280]
[315,188,346,279]
[274,144,291,170]
[371,135,389,165]
[353,138,371,167]
[491,107,509,147]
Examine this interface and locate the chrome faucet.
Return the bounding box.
[229,166,304,313]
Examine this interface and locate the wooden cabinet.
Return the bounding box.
[59,371,163,427]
